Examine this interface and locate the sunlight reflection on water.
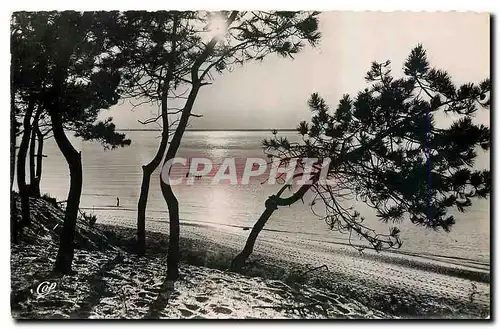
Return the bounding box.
[35,130,490,262]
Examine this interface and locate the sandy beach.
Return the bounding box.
[96,215,491,317]
[11,195,490,319]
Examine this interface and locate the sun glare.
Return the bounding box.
[207,15,228,40]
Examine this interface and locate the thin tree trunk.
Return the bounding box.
[11,72,16,192]
[29,121,36,190]
[17,99,34,226]
[136,13,181,256]
[160,181,180,281]
[158,11,239,282]
[135,33,175,255]
[230,176,319,270]
[230,184,288,271]
[137,131,169,255]
[29,105,43,197]
[33,124,44,196]
[50,107,83,274]
[160,79,201,281]
[136,169,150,255]
[28,109,41,197]
[230,206,276,271]
[231,127,399,270]
[11,84,18,243]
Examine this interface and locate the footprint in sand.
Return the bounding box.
[192,315,207,319]
[212,306,233,315]
[336,295,348,304]
[256,296,274,303]
[184,304,200,311]
[135,300,149,307]
[179,308,194,317]
[335,305,351,314]
[267,281,288,289]
[310,293,331,303]
[195,296,209,303]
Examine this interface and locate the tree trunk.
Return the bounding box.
[17,100,34,226]
[230,176,318,270]
[136,14,177,255]
[33,124,44,196]
[54,153,82,274]
[136,167,150,255]
[155,12,238,281]
[11,76,16,192]
[11,88,18,243]
[49,108,83,274]
[137,132,169,256]
[160,180,180,281]
[230,206,276,271]
[29,122,36,190]
[28,109,42,197]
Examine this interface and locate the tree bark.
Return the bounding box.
[49,107,83,274]
[17,99,34,226]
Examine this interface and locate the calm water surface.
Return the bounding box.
[35,130,490,263]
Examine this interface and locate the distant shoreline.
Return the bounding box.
[116,128,297,132]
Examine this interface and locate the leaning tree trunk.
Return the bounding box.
[230,205,276,271]
[230,177,318,271]
[137,131,169,255]
[17,100,35,227]
[50,108,83,274]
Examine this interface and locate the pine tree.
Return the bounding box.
[118,10,321,281]
[231,45,491,269]
[11,11,131,273]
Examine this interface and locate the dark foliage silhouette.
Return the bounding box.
[11,11,131,273]
[115,11,200,256]
[231,45,491,269]
[117,10,321,281]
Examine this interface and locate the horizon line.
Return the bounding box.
[116,128,298,132]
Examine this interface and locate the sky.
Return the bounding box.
[104,11,490,130]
